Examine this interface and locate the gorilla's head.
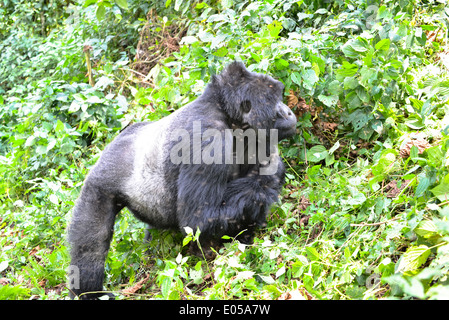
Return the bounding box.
[209,61,296,140]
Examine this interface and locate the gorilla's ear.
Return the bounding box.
[240,100,251,113]
[219,61,251,84]
[226,61,249,75]
[211,74,219,85]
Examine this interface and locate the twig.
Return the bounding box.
[350,217,399,227]
[125,68,156,87]
[303,132,308,166]
[437,200,449,207]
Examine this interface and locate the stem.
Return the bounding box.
[83,45,95,86]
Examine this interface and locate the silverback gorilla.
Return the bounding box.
[67,61,297,299]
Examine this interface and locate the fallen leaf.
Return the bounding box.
[122,274,150,295]
[385,180,410,198]
[400,133,430,158]
[278,289,312,300]
[287,90,299,109]
[298,196,311,212]
[426,28,440,43]
[321,122,338,131]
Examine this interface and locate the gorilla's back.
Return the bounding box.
[122,116,180,228]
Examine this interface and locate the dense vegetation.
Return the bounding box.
[1,0,449,300]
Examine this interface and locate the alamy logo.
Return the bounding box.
[169,121,280,175]
[67,265,80,290]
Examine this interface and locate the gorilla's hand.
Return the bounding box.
[242,156,285,191]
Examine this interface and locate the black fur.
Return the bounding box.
[67,61,297,299]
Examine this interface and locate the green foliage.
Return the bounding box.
[1,0,449,300]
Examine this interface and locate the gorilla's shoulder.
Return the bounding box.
[120,122,151,135]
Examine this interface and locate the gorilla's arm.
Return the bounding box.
[176,157,285,241]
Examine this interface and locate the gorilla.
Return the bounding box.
[67,61,297,299]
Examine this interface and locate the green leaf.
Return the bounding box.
[360,67,377,84]
[274,58,289,70]
[310,55,325,74]
[86,95,103,104]
[342,43,359,58]
[315,8,328,14]
[415,176,430,197]
[328,80,342,95]
[25,135,36,147]
[307,145,327,162]
[426,145,443,168]
[0,285,31,300]
[160,277,172,298]
[49,194,59,205]
[55,120,65,134]
[371,119,383,134]
[306,165,321,180]
[386,275,426,299]
[182,235,193,247]
[344,109,368,130]
[356,86,369,103]
[318,94,338,107]
[213,46,228,57]
[377,5,388,19]
[190,268,204,285]
[344,77,359,90]
[396,245,431,273]
[0,261,8,273]
[297,13,312,22]
[346,187,367,205]
[352,38,369,52]
[342,38,369,58]
[305,247,320,261]
[180,36,199,45]
[263,284,282,298]
[410,145,419,160]
[46,138,57,152]
[291,72,301,85]
[311,62,320,77]
[301,69,318,90]
[174,0,182,11]
[430,181,449,202]
[404,115,425,129]
[259,275,275,284]
[96,3,106,20]
[36,144,48,155]
[371,149,397,176]
[60,142,75,154]
[335,61,358,78]
[195,1,205,9]
[358,126,374,140]
[414,220,439,239]
[84,0,98,7]
[363,48,374,67]
[329,141,340,154]
[115,0,128,10]
[325,153,335,167]
[275,265,286,278]
[375,38,390,51]
[267,21,282,38]
[168,290,180,300]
